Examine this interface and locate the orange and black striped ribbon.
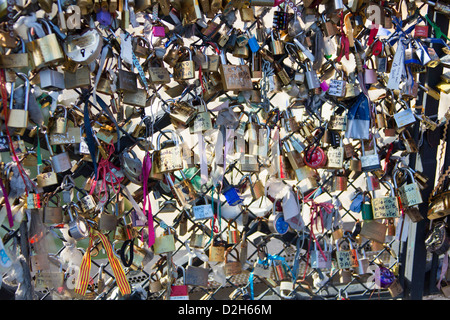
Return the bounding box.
[75,229,131,296]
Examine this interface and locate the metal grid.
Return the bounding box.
[0,4,431,301]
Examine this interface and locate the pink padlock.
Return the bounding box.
[320,80,329,92]
[153,25,165,37]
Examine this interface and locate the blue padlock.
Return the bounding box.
[248,35,260,53]
[222,179,243,206]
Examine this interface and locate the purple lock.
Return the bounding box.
[96,9,112,27]
[153,26,165,37]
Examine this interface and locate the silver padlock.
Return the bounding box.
[67,203,90,240]
[45,133,72,173]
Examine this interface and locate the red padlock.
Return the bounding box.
[304,147,327,169]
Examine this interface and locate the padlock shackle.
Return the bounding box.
[15,73,30,112]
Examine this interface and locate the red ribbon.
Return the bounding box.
[336,12,350,63]
[302,198,335,279]
[89,142,123,199]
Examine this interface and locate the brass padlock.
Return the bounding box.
[8,73,30,130]
[26,20,65,70]
[209,238,226,262]
[173,47,195,81]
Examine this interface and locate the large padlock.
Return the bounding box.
[371,182,400,219]
[26,20,65,69]
[394,167,423,208]
[7,73,29,129]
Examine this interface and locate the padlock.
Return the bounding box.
[190,232,205,249]
[120,149,143,186]
[173,47,195,81]
[326,134,344,169]
[360,137,382,172]
[283,140,304,171]
[270,29,284,55]
[155,130,183,174]
[364,58,378,85]
[328,68,347,97]
[117,56,138,92]
[305,61,321,90]
[133,35,151,58]
[168,100,198,126]
[335,239,353,269]
[361,192,374,220]
[36,161,59,188]
[170,266,189,300]
[123,88,148,108]
[163,42,182,68]
[153,227,176,255]
[219,50,253,91]
[360,220,387,244]
[66,203,90,240]
[7,73,29,129]
[45,134,72,173]
[98,205,117,231]
[224,248,242,277]
[371,181,400,219]
[321,12,339,37]
[49,105,68,135]
[328,110,347,133]
[43,194,63,224]
[185,255,209,287]
[394,167,423,208]
[208,238,226,262]
[26,20,65,70]
[192,196,214,220]
[149,271,163,293]
[77,191,97,214]
[311,239,332,269]
[333,173,348,192]
[0,39,29,69]
[304,145,327,169]
[227,221,240,244]
[400,130,419,154]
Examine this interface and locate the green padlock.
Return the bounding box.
[361,192,374,220]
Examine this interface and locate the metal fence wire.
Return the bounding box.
[0,0,447,301]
